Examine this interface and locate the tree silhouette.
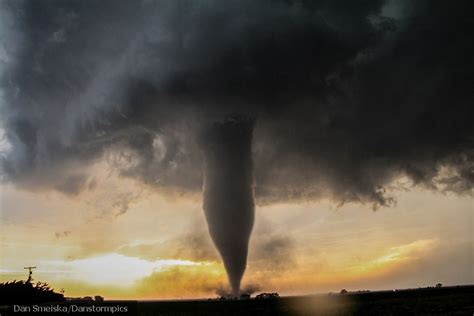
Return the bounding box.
[0,280,65,305]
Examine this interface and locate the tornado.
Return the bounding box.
[201,115,255,296]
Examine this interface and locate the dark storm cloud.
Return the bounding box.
[0,0,472,206]
[53,173,88,196]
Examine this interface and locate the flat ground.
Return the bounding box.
[136,286,474,316]
[1,285,473,315]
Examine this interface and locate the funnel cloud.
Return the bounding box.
[201,116,255,295]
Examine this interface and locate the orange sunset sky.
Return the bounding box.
[1,164,472,299]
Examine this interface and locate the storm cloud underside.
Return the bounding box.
[1,0,473,206]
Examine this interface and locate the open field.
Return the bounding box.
[1,285,473,315]
[135,286,474,316]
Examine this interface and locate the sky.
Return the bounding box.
[0,174,472,299]
[0,0,473,299]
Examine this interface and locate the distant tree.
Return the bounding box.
[436,283,443,288]
[255,292,280,299]
[340,289,348,294]
[239,293,251,300]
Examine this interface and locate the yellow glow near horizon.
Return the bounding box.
[344,239,439,278]
[37,253,204,286]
